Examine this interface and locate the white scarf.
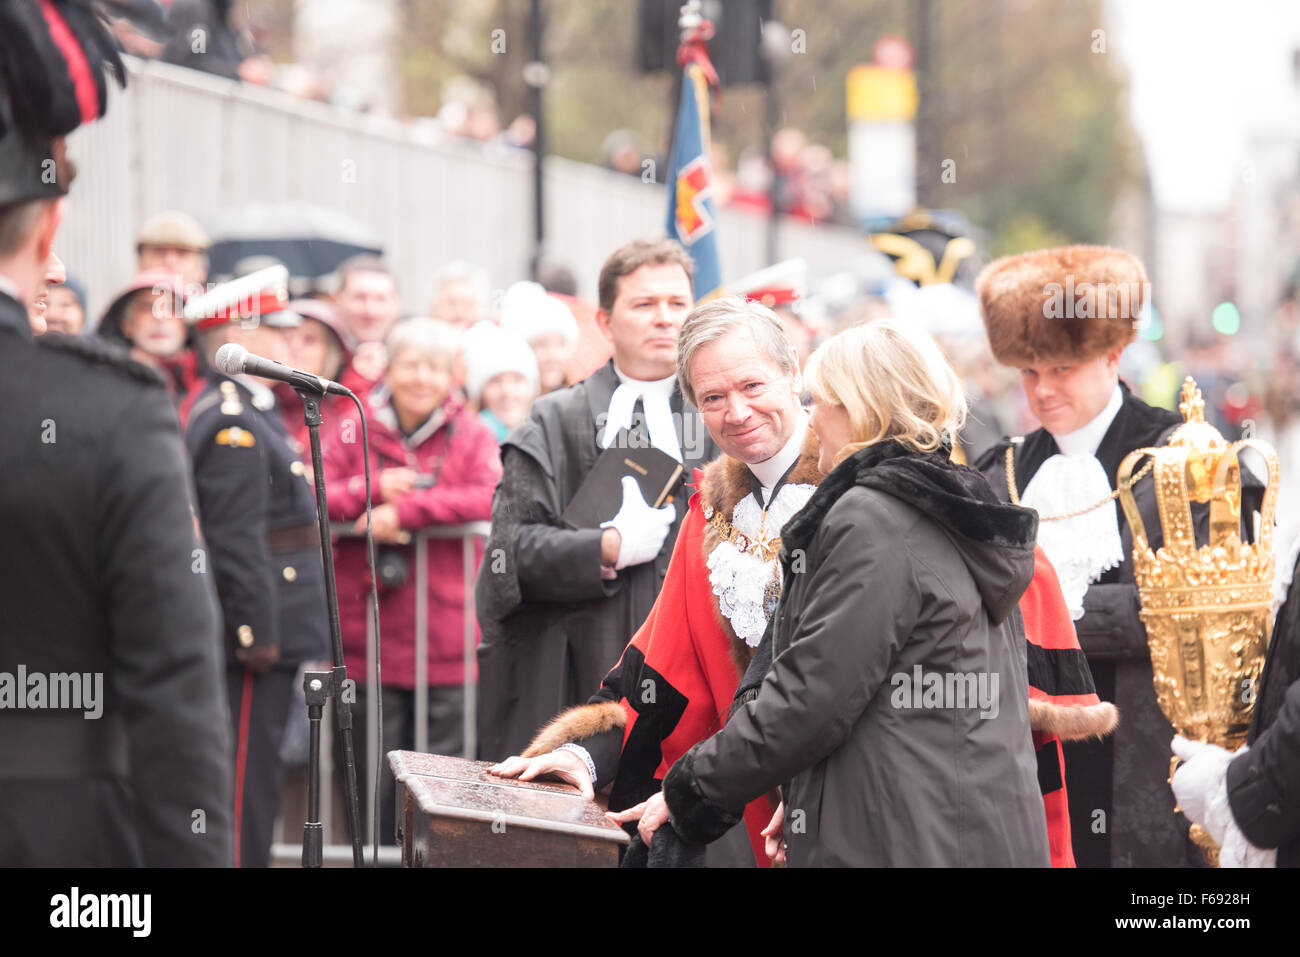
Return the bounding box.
[602,365,682,462]
[1021,385,1125,620]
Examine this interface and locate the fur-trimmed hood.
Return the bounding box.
[781,438,1038,624]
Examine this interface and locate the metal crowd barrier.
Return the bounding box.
[272,520,491,867]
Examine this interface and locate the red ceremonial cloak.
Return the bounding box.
[1021,546,1119,867]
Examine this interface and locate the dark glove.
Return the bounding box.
[619,823,706,868]
[235,643,281,674]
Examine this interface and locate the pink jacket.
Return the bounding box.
[324,390,501,688]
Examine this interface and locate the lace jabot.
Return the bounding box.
[1021,454,1124,620]
[706,482,817,646]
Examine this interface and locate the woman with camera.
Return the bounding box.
[661,319,1051,866]
[324,318,501,842]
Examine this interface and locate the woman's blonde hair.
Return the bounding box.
[804,318,966,465]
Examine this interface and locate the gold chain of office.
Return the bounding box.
[1005,445,1154,522]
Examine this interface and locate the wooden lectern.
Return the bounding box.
[389,752,630,867]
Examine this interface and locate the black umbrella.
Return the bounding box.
[205,202,384,294]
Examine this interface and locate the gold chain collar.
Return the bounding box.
[702,502,783,563]
[1005,443,1153,522]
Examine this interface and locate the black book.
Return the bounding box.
[562,444,685,529]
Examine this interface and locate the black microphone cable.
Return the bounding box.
[345,389,384,868]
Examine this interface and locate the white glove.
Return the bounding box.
[1218,792,1278,868]
[601,476,675,570]
[1170,736,1235,837]
[1171,736,1277,868]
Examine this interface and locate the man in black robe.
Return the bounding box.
[974,245,1263,867]
[476,239,719,760]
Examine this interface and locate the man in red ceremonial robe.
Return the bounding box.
[491,296,820,866]
[494,297,1117,867]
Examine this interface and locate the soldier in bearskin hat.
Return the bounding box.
[0,0,232,866]
[973,245,1264,867]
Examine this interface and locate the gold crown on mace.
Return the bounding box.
[1117,377,1279,748]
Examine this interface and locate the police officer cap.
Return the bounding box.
[234,256,300,329]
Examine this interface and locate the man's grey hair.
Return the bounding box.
[386,316,460,368]
[676,295,798,406]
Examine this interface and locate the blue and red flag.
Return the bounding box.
[665,25,722,300]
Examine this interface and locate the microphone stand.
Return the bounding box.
[294,385,365,868]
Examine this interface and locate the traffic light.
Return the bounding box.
[1212,301,1241,335]
[637,0,678,73]
[637,0,772,85]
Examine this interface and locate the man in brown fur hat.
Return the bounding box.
[974,245,1263,867]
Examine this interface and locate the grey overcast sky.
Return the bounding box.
[1107,0,1300,212]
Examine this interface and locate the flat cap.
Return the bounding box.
[136,210,211,252]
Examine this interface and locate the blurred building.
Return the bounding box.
[294,0,399,114]
[1153,209,1236,350]
[1234,55,1300,340]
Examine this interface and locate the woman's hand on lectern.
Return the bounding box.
[488,750,594,800]
[605,792,669,848]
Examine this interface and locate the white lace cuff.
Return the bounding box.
[553,743,597,787]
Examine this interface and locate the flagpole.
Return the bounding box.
[669,1,700,173]
[764,53,781,266]
[667,0,723,299]
[527,0,547,280]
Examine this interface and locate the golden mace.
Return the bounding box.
[1116,378,1279,866]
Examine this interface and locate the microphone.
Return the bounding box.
[214,343,352,397]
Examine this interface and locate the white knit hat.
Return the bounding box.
[463,322,541,404]
[498,281,579,346]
